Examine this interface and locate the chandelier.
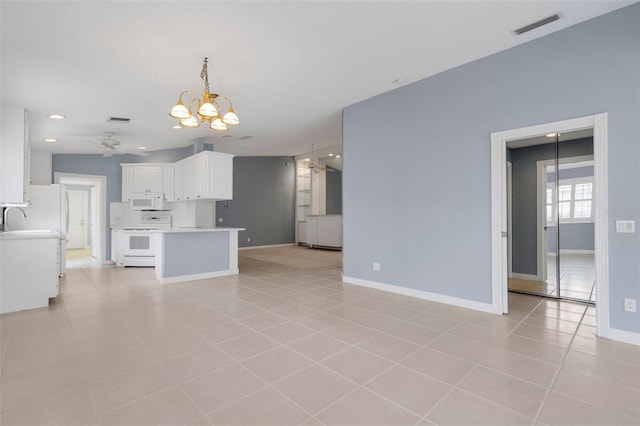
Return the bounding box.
[169,57,240,131]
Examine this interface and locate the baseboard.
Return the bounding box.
[157,269,238,284]
[606,327,640,346]
[238,243,295,251]
[342,275,497,314]
[509,272,540,281]
[559,249,595,255]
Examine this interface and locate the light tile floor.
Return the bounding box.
[1,246,638,425]
[509,253,596,303]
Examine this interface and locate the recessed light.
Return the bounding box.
[336,155,341,158]
[172,125,182,129]
[138,146,146,150]
[44,138,57,142]
[48,114,65,120]
[328,153,334,157]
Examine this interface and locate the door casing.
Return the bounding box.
[491,113,609,338]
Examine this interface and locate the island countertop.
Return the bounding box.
[157,227,246,233]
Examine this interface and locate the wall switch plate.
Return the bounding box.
[616,220,635,233]
[372,262,381,271]
[624,298,637,312]
[247,238,251,242]
[218,218,223,222]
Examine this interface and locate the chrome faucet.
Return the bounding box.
[1,206,27,232]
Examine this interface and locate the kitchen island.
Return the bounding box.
[154,227,245,284]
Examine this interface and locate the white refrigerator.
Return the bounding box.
[9,184,68,275]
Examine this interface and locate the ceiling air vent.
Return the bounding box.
[237,136,252,141]
[513,14,560,35]
[107,117,131,123]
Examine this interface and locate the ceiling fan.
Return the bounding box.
[94,132,149,157]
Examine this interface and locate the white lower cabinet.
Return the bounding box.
[306,215,342,248]
[0,235,59,314]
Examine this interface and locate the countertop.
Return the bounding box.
[0,229,62,240]
[158,227,246,233]
[111,227,245,233]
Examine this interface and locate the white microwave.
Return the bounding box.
[130,192,167,211]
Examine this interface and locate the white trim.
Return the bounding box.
[491,113,610,338]
[607,328,640,346]
[593,113,609,338]
[510,273,540,281]
[342,276,497,314]
[537,162,548,282]
[507,162,513,278]
[54,172,107,264]
[157,269,239,284]
[559,249,594,255]
[491,131,510,314]
[238,243,296,251]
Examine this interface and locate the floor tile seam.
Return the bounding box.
[531,302,589,424]
[549,388,640,421]
[0,319,15,374]
[143,337,238,422]
[93,383,199,421]
[560,356,640,387]
[84,366,177,416]
[426,386,539,425]
[418,308,545,424]
[212,362,321,420]
[308,375,419,422]
[554,362,640,393]
[0,381,97,421]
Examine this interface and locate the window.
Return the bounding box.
[546,177,594,224]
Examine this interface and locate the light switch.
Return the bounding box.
[616,220,635,233]
[218,218,223,223]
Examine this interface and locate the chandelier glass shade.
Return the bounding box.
[169,57,240,131]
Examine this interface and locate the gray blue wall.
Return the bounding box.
[510,138,593,274]
[216,157,295,248]
[326,167,342,215]
[343,4,640,333]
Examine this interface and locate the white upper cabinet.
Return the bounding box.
[173,151,234,201]
[121,164,175,201]
[1,107,30,206]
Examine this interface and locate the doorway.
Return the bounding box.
[490,113,609,338]
[507,133,595,303]
[54,172,107,267]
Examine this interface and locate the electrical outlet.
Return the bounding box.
[247,238,251,242]
[218,218,223,222]
[616,220,635,233]
[624,298,637,312]
[372,262,381,271]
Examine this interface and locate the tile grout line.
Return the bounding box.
[417,295,548,425]
[531,302,589,424]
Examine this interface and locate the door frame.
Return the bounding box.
[491,113,609,338]
[54,172,107,264]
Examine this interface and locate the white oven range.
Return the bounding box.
[118,227,158,267]
[112,212,171,267]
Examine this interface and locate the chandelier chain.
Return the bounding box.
[200,57,210,94]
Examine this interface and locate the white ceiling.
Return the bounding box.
[1,1,634,157]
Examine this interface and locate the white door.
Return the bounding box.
[67,190,88,249]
